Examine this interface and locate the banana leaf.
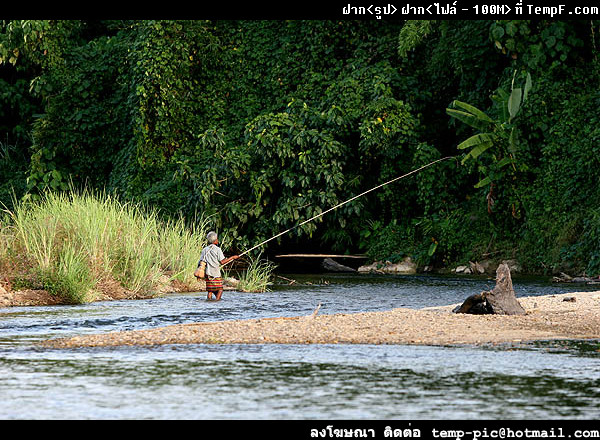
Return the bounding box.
[461,141,493,164]
[446,108,494,132]
[451,100,493,122]
[508,87,522,121]
[456,133,495,150]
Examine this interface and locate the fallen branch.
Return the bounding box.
[310,302,322,319]
[276,275,297,285]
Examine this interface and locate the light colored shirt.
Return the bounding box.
[199,244,226,278]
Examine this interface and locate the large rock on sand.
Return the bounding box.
[454,263,526,315]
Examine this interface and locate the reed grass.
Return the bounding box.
[39,241,96,304]
[158,214,209,285]
[1,189,211,303]
[237,254,276,293]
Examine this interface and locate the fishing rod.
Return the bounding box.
[230,155,455,262]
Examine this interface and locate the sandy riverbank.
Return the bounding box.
[0,277,238,307]
[41,290,600,349]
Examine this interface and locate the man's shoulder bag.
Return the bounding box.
[194,261,206,279]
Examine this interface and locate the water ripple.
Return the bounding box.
[0,274,599,419]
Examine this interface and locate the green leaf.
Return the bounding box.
[474,176,492,188]
[491,25,505,41]
[492,88,510,122]
[495,88,510,101]
[508,127,518,153]
[508,87,522,121]
[446,109,493,132]
[451,100,493,123]
[428,241,438,257]
[461,141,493,164]
[456,133,495,150]
[496,157,513,168]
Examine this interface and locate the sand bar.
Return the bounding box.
[41,291,600,349]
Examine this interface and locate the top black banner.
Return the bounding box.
[6,0,600,19]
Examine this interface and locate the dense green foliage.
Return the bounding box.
[1,20,599,275]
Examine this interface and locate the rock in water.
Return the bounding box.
[357,257,417,274]
[455,263,525,315]
[321,258,356,273]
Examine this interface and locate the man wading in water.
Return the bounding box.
[196,231,239,301]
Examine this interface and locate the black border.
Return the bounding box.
[6,0,600,19]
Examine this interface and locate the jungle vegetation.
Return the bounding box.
[1,20,599,279]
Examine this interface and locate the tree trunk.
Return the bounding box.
[485,263,526,315]
[454,263,526,315]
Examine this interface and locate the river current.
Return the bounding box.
[0,273,599,419]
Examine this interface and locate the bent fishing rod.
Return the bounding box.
[227,155,456,263]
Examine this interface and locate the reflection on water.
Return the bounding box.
[0,273,599,419]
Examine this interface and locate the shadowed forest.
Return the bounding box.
[1,20,600,277]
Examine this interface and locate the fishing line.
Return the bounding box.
[231,155,455,261]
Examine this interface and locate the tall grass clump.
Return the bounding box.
[0,212,13,273]
[158,214,210,285]
[237,254,276,293]
[39,242,95,304]
[1,188,210,303]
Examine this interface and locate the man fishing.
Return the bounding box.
[197,231,239,301]
[193,157,452,301]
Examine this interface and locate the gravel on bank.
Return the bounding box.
[40,291,600,349]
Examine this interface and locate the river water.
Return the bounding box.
[0,273,599,420]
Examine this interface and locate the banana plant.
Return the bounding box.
[446,71,532,189]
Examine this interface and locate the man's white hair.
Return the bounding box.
[206,231,218,244]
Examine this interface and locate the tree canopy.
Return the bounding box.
[1,20,599,275]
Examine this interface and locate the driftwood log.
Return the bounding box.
[321,258,356,272]
[454,263,526,315]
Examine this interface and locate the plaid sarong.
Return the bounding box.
[205,276,223,292]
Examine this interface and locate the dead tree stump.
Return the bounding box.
[454,263,526,315]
